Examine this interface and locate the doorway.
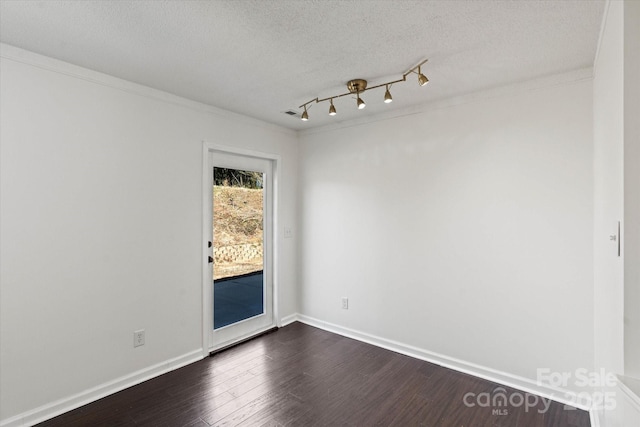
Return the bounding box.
[204,148,275,351]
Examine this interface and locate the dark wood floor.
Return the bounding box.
[37,322,591,426]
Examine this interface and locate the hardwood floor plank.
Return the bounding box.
[35,322,591,427]
[243,394,306,426]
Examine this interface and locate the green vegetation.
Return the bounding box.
[214,167,263,189]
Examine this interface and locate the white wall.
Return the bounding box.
[0,45,298,423]
[623,0,640,380]
[298,78,594,391]
[593,0,625,378]
[592,2,640,425]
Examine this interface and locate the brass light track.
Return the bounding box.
[299,59,429,121]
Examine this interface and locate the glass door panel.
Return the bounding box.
[207,151,273,351]
[213,167,264,329]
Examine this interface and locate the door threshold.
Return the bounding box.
[209,326,278,356]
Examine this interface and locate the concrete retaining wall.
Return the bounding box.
[214,243,263,263]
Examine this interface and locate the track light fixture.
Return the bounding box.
[298,59,428,121]
[384,85,393,103]
[329,99,336,116]
[357,92,366,109]
[417,65,429,87]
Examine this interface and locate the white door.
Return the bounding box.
[206,150,274,351]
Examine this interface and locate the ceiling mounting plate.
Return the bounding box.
[347,79,367,93]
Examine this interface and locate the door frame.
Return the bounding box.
[201,142,281,355]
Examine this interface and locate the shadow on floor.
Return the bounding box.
[214,271,263,329]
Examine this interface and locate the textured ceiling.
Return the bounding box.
[0,0,605,131]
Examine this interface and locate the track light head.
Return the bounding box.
[384,85,393,103]
[301,107,309,121]
[417,66,429,87]
[357,95,366,109]
[329,99,336,116]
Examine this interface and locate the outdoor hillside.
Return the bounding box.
[213,185,264,279]
[213,185,263,245]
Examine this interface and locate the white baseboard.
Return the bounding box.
[617,375,640,410]
[3,316,605,427]
[593,378,640,427]
[591,407,603,427]
[0,349,204,427]
[280,313,298,327]
[614,377,640,426]
[292,313,593,413]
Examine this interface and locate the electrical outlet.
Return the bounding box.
[284,227,293,239]
[342,297,349,310]
[134,330,145,347]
